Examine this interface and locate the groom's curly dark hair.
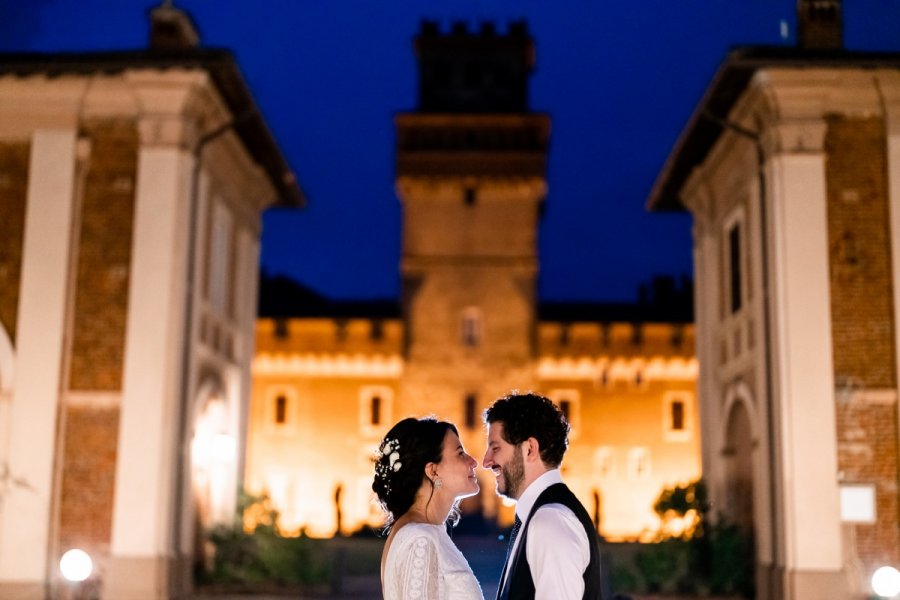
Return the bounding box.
[483,391,569,467]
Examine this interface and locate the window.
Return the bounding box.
[464,394,478,430]
[663,392,693,442]
[370,395,382,426]
[360,386,393,437]
[627,447,651,481]
[265,387,298,433]
[593,447,615,480]
[729,223,742,313]
[274,395,287,425]
[461,307,483,347]
[671,401,685,431]
[207,201,234,314]
[274,318,289,339]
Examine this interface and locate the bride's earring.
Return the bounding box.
[434,476,443,489]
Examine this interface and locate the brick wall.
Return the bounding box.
[825,115,896,388]
[58,402,120,551]
[68,119,137,391]
[836,398,900,567]
[825,115,900,569]
[0,142,30,344]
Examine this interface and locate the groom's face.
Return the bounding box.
[483,422,526,500]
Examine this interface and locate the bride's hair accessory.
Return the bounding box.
[375,438,403,487]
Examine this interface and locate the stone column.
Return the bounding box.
[105,110,195,599]
[0,129,79,594]
[764,119,846,599]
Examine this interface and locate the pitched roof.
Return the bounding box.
[647,46,900,212]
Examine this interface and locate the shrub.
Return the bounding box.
[198,491,331,588]
[615,479,754,598]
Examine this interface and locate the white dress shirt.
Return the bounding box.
[504,469,590,600]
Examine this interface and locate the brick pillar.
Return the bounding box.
[765,120,846,599]
[0,130,79,594]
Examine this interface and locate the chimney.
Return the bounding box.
[149,3,200,51]
[797,0,842,50]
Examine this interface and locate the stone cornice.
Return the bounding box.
[536,355,698,382]
[253,353,404,378]
[395,176,547,201]
[759,119,828,156]
[0,75,91,138]
[0,69,279,210]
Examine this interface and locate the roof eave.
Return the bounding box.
[0,49,306,208]
[646,46,900,213]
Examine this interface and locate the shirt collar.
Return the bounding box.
[515,468,562,522]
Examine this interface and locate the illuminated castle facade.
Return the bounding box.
[246,21,701,541]
[649,1,900,598]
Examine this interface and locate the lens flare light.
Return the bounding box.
[59,549,92,583]
[872,566,900,598]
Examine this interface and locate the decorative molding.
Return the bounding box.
[64,391,121,409]
[836,388,898,406]
[536,356,697,381]
[253,353,404,378]
[760,119,828,156]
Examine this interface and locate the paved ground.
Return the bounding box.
[189,533,730,599]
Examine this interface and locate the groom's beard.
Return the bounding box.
[497,445,525,500]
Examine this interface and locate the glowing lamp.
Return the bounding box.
[872,566,900,598]
[59,549,92,582]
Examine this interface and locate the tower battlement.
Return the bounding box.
[413,19,534,113]
[417,19,530,39]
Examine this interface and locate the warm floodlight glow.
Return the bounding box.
[59,549,92,582]
[212,432,236,461]
[872,566,900,598]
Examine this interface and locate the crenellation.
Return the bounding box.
[257,317,404,355]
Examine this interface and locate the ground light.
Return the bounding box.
[872,566,900,598]
[59,549,92,582]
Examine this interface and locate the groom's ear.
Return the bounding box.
[523,437,541,463]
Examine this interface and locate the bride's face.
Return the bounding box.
[433,430,480,499]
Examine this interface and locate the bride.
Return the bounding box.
[373,417,485,600]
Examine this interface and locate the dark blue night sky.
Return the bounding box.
[5,1,900,301]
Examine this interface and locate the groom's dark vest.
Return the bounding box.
[498,483,604,600]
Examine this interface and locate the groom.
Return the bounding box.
[483,391,606,600]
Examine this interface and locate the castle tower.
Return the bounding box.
[797,0,842,50]
[394,21,550,465]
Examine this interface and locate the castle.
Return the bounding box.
[245,20,701,541]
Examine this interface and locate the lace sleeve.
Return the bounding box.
[396,534,440,599]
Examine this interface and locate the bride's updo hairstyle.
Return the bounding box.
[372,417,458,528]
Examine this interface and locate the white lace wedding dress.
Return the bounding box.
[382,523,485,600]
